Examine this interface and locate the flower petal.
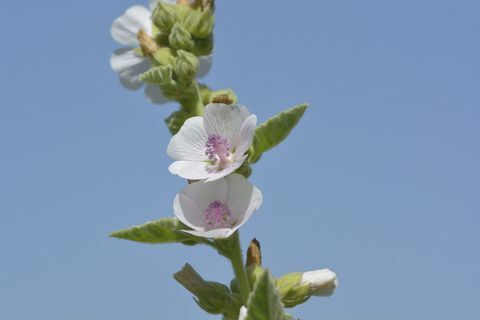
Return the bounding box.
[238,306,247,320]
[180,178,228,212]
[110,48,149,90]
[232,183,263,230]
[183,228,233,239]
[198,55,213,78]
[233,114,257,158]
[203,104,250,143]
[168,161,211,180]
[111,5,152,46]
[144,83,170,105]
[173,194,208,230]
[204,156,246,182]
[167,117,209,161]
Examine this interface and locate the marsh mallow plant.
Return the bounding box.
[110,1,337,319]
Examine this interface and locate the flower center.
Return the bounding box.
[205,134,231,167]
[205,200,232,229]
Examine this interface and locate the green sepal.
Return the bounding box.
[174,264,238,315]
[183,7,215,38]
[275,273,310,308]
[246,270,285,320]
[140,65,174,85]
[151,47,176,66]
[152,2,177,33]
[198,83,212,105]
[169,22,194,51]
[174,50,199,83]
[165,110,190,135]
[192,34,214,56]
[235,161,252,178]
[110,217,206,245]
[249,104,308,163]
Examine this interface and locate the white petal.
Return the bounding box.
[173,194,208,230]
[224,174,253,223]
[238,306,247,320]
[301,269,338,297]
[204,156,246,182]
[233,114,257,158]
[167,117,209,161]
[111,5,152,46]
[168,161,211,180]
[183,228,233,239]
[110,48,149,90]
[203,104,251,143]
[180,178,228,212]
[232,184,263,230]
[198,55,213,78]
[144,84,170,105]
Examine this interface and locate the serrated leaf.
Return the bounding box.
[140,65,173,84]
[246,270,285,320]
[110,217,202,245]
[165,110,190,135]
[249,104,308,163]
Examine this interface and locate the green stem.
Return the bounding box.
[178,79,204,117]
[229,232,251,304]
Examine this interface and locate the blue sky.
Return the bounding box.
[1,0,479,319]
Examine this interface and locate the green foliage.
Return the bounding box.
[169,23,194,51]
[110,217,204,245]
[246,270,285,320]
[174,50,200,83]
[165,110,190,135]
[249,104,308,163]
[174,264,238,315]
[140,65,174,85]
[183,8,215,38]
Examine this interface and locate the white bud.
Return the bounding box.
[301,269,338,297]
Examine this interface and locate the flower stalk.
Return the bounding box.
[228,232,251,305]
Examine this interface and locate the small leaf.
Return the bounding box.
[165,110,190,135]
[249,104,308,163]
[110,217,202,245]
[246,270,285,320]
[140,65,173,84]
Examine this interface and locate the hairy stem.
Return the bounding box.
[229,232,251,304]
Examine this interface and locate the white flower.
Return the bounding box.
[301,269,338,297]
[167,104,257,182]
[238,306,247,320]
[110,0,212,104]
[173,174,262,239]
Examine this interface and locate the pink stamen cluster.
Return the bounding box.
[205,200,232,228]
[205,134,230,163]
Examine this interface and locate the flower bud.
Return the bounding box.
[151,47,176,66]
[174,50,199,83]
[152,2,177,33]
[169,22,194,51]
[301,269,338,297]
[183,8,214,38]
[174,263,234,314]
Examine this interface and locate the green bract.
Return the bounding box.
[249,104,308,163]
[110,217,205,245]
[245,270,286,320]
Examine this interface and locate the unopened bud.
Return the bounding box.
[174,263,233,314]
[246,238,262,267]
[174,50,199,83]
[151,47,176,66]
[152,2,177,33]
[137,30,159,56]
[169,23,194,51]
[184,8,214,38]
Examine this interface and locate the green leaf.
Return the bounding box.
[165,110,190,135]
[140,65,173,84]
[110,217,203,245]
[246,270,285,320]
[249,104,308,163]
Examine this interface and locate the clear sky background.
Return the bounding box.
[1,0,479,319]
